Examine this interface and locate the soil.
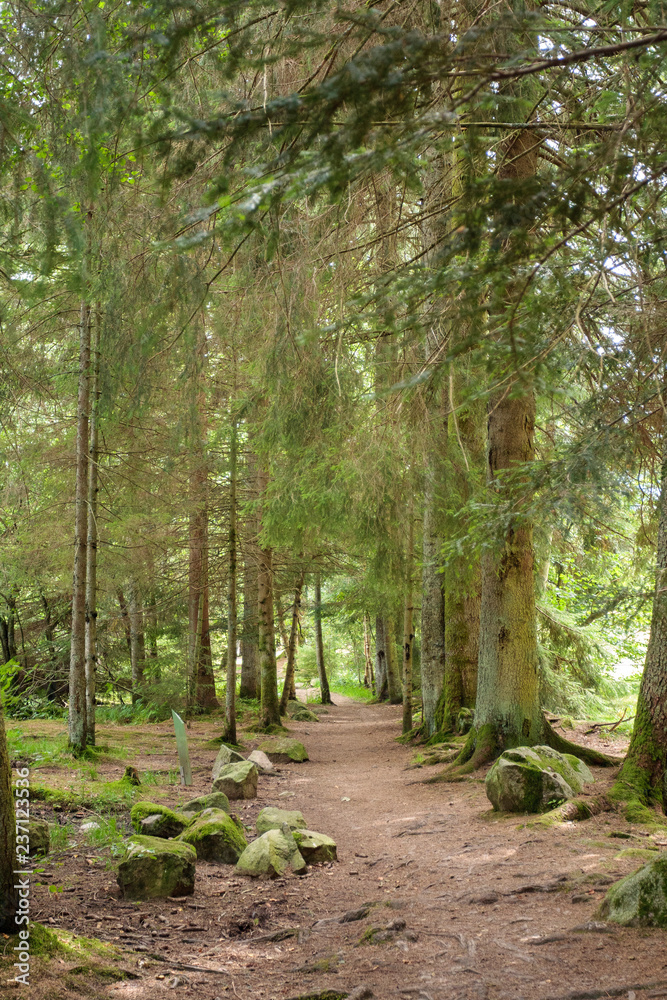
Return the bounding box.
[5,697,667,1000]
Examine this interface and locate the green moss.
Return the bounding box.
[130,801,190,835]
[178,808,248,862]
[614,848,660,860]
[624,800,657,825]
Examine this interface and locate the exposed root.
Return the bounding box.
[423,724,497,783]
[543,719,622,767]
[533,795,613,826]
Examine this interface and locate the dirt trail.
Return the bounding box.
[27,698,667,1000]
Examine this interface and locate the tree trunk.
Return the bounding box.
[188,471,218,711]
[68,300,90,751]
[0,698,18,933]
[421,463,446,732]
[471,391,543,758]
[314,573,333,705]
[257,461,280,728]
[402,513,415,733]
[375,614,388,701]
[275,590,290,656]
[117,588,132,655]
[613,419,667,813]
[0,619,9,665]
[280,569,306,714]
[223,420,238,744]
[147,592,159,663]
[385,615,403,705]
[240,545,259,699]
[129,584,145,705]
[85,308,100,746]
[363,614,374,690]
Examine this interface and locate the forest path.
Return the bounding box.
[28,698,667,1000]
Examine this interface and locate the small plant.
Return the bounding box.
[81,816,127,849]
[49,822,76,852]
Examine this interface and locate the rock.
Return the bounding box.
[29,820,50,856]
[177,808,247,863]
[79,821,101,834]
[212,760,258,800]
[292,829,337,863]
[130,802,190,838]
[597,856,667,927]
[247,750,278,775]
[212,745,246,781]
[485,745,593,813]
[236,824,307,878]
[256,807,307,834]
[255,738,309,764]
[286,701,320,723]
[117,836,196,899]
[180,792,230,816]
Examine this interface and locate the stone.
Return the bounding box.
[485,745,593,813]
[236,824,307,879]
[247,750,277,775]
[29,819,50,856]
[597,856,667,927]
[212,760,258,800]
[130,802,190,838]
[292,829,337,863]
[117,836,196,899]
[177,808,247,863]
[180,792,230,816]
[255,738,309,764]
[80,821,101,834]
[286,701,320,723]
[256,807,307,834]
[212,745,246,781]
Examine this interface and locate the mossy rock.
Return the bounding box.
[597,855,667,926]
[286,701,320,723]
[256,807,307,834]
[117,836,196,899]
[256,738,309,764]
[29,819,50,856]
[177,808,247,863]
[212,760,258,800]
[181,792,230,816]
[212,745,246,781]
[236,825,306,878]
[456,707,474,735]
[130,802,190,838]
[293,829,337,863]
[485,745,593,813]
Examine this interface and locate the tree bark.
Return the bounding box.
[385,614,403,705]
[85,307,100,745]
[117,588,132,655]
[280,569,306,714]
[129,583,145,705]
[68,300,90,751]
[375,614,388,701]
[0,698,18,933]
[613,417,667,812]
[363,613,374,690]
[402,513,415,733]
[240,544,260,699]
[257,461,280,728]
[421,461,446,731]
[223,420,238,744]
[314,573,333,704]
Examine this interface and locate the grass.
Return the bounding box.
[329,679,374,701]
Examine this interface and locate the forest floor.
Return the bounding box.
[5,697,667,1000]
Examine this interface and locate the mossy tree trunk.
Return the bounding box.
[69,300,90,751]
[613,421,667,813]
[314,573,333,705]
[0,698,17,933]
[129,583,145,705]
[280,568,306,715]
[363,614,374,690]
[240,449,260,699]
[402,511,415,733]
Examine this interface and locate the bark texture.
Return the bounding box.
[375,614,388,701]
[68,301,90,751]
[402,516,415,732]
[129,583,145,704]
[224,421,238,744]
[240,452,260,699]
[613,422,667,813]
[84,308,100,745]
[257,461,280,728]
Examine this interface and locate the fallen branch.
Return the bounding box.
[584,711,635,735]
